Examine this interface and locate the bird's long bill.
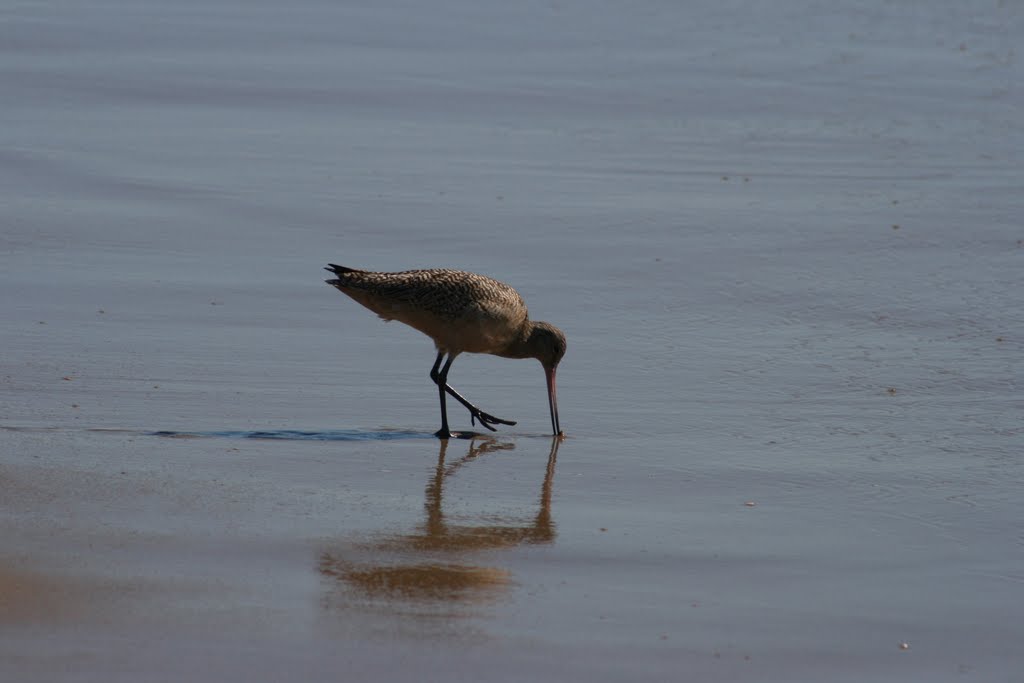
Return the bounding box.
[545,365,561,436]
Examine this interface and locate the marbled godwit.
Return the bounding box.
[324,264,566,439]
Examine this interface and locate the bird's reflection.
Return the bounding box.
[319,436,560,623]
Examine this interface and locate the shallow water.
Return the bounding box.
[2,0,1023,680]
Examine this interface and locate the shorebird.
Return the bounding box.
[324,264,566,439]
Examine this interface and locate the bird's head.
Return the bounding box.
[529,322,566,436]
[528,321,567,371]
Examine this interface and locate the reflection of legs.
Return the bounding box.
[429,352,517,434]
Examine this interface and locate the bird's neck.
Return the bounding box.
[496,321,541,360]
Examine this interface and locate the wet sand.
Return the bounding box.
[3,422,1021,681]
[2,0,1023,680]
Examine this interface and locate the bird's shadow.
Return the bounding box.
[150,428,550,442]
[152,428,447,441]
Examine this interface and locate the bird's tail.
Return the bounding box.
[324,263,366,288]
[325,263,362,276]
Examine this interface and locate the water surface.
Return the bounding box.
[1,1,1022,681]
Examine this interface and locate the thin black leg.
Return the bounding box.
[429,351,445,385]
[428,352,517,432]
[433,354,455,439]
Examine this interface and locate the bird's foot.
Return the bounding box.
[434,428,452,440]
[469,408,517,432]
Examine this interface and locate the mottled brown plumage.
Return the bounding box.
[325,264,566,438]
